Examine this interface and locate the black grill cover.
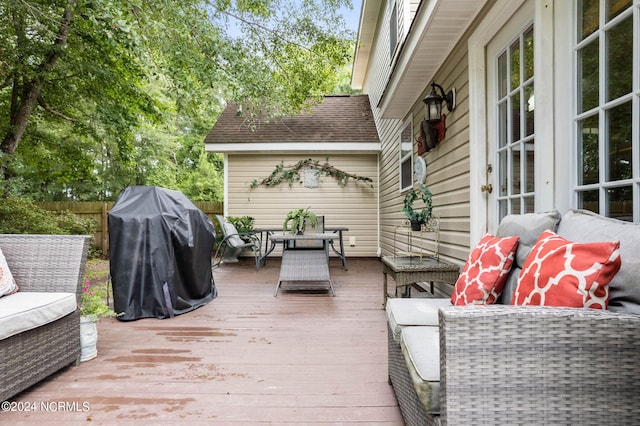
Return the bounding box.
[108,186,217,321]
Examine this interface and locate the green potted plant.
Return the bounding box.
[403,183,433,231]
[227,216,256,243]
[283,207,317,234]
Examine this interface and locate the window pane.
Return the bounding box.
[607,186,632,221]
[498,200,508,220]
[499,150,508,196]
[511,92,521,143]
[578,114,600,185]
[579,0,599,40]
[511,198,521,215]
[607,16,633,101]
[510,40,520,89]
[606,0,631,22]
[578,189,599,213]
[498,101,508,148]
[400,125,411,157]
[498,52,508,98]
[606,101,632,181]
[525,83,535,136]
[523,26,534,81]
[512,145,521,195]
[399,122,413,190]
[525,140,535,193]
[523,196,535,213]
[401,159,412,189]
[578,40,599,113]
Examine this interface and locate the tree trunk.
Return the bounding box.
[0,5,75,179]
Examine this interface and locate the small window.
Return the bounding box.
[389,1,398,59]
[399,121,413,191]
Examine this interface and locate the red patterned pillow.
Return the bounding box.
[451,234,519,305]
[512,230,621,309]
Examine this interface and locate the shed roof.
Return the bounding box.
[205,95,380,154]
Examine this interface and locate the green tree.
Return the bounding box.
[0,0,354,200]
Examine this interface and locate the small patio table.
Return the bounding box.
[256,226,349,270]
[382,255,460,305]
[270,232,338,296]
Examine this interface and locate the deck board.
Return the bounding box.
[2,258,403,424]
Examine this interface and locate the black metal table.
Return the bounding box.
[256,226,349,270]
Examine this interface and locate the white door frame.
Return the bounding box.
[468,0,556,245]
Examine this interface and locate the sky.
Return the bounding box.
[341,0,362,35]
[221,1,363,39]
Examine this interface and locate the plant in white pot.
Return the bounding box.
[283,207,318,234]
[79,281,118,362]
[403,183,433,231]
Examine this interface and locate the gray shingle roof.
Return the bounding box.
[205,95,380,144]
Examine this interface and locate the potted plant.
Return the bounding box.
[227,216,256,243]
[80,281,118,362]
[403,183,433,231]
[283,207,318,234]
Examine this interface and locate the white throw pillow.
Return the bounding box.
[0,247,19,297]
[223,222,245,248]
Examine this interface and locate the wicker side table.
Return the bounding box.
[382,255,459,305]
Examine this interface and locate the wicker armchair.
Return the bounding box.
[0,234,90,402]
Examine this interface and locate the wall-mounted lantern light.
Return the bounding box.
[422,82,456,147]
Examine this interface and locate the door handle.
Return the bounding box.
[481,184,493,193]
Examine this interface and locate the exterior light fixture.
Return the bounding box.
[421,82,456,147]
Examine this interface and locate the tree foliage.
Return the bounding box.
[0,0,354,200]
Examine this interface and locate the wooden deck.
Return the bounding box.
[3,258,404,424]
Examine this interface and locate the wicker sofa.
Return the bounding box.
[0,234,90,402]
[386,210,640,425]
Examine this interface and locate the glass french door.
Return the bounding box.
[487,2,536,226]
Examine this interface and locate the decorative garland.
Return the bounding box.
[250,158,374,188]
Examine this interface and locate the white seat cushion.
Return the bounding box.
[386,298,451,342]
[401,326,441,414]
[0,292,77,340]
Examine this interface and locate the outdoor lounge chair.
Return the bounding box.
[213,215,262,271]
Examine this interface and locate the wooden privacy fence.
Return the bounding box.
[35,201,224,255]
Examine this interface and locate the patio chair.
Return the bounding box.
[213,215,262,271]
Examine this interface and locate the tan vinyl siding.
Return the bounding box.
[369,1,393,102]
[366,9,474,266]
[226,154,379,257]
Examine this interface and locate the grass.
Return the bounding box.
[83,257,112,307]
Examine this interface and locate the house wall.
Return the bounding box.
[226,153,379,257]
[365,0,479,265]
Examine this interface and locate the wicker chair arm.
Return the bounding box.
[438,304,640,425]
[0,234,90,300]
